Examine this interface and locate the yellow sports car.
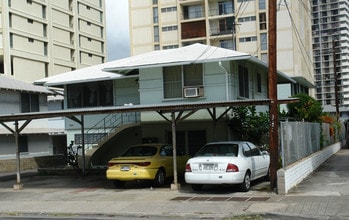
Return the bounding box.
[106,143,188,187]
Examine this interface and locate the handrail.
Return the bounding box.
[84,112,140,151]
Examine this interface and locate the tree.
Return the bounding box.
[286,93,323,122]
[228,106,269,146]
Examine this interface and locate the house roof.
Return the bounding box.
[34,63,126,86]
[102,43,251,71]
[0,75,53,94]
[102,43,295,84]
[36,43,295,86]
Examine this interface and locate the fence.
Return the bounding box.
[280,121,326,167]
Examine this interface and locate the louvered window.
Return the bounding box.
[163,66,182,98]
[163,64,203,99]
[238,64,249,98]
[183,64,203,86]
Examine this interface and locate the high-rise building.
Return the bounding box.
[312,0,349,107]
[0,0,107,83]
[128,0,314,97]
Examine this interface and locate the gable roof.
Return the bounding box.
[36,43,295,86]
[102,43,294,84]
[0,76,52,94]
[102,43,251,71]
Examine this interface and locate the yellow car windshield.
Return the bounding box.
[122,146,158,157]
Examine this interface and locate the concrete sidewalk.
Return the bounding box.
[0,150,349,219]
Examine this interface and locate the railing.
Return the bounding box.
[82,112,140,151]
[208,7,234,17]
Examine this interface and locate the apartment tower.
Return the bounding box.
[0,0,106,83]
[312,0,349,107]
[128,0,314,96]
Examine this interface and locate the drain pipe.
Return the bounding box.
[219,61,229,100]
[218,61,232,141]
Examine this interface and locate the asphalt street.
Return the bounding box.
[0,149,349,220]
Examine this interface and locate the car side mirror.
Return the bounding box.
[261,151,269,155]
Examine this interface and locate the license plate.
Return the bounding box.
[120,166,130,171]
[203,164,214,170]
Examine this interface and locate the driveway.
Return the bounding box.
[0,149,348,219]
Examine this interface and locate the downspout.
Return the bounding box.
[219,61,229,100]
[219,61,231,140]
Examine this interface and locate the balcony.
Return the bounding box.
[208,6,234,17]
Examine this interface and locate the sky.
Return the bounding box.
[105,0,130,61]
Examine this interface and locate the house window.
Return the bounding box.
[19,135,28,153]
[219,16,235,33]
[163,66,182,99]
[153,7,158,23]
[67,81,113,108]
[259,13,267,30]
[238,64,249,98]
[163,45,178,49]
[21,93,39,112]
[183,64,203,87]
[161,7,177,13]
[256,72,262,93]
[162,26,178,32]
[220,40,234,50]
[154,26,159,42]
[239,36,257,42]
[163,64,203,99]
[183,5,203,19]
[218,1,234,15]
[260,33,267,50]
[259,0,266,10]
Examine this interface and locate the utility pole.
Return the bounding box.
[333,39,339,121]
[268,0,278,191]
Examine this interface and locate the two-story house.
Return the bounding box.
[37,43,295,167]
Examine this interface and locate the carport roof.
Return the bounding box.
[0,99,299,123]
[36,43,295,86]
[0,99,270,123]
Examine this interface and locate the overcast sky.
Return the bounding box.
[105,0,130,61]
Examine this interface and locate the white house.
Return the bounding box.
[36,44,295,167]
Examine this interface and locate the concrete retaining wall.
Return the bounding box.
[277,142,341,194]
[0,155,64,173]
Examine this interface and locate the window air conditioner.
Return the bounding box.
[184,87,199,98]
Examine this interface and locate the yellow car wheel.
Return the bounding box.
[153,169,165,187]
[113,180,125,188]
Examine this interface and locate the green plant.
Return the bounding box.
[286,93,323,122]
[228,106,269,146]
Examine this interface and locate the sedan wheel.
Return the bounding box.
[113,180,125,188]
[153,169,165,187]
[191,184,203,191]
[240,172,251,192]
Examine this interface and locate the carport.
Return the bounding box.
[0,99,301,190]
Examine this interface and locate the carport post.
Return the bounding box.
[81,115,86,175]
[14,121,23,190]
[170,111,180,190]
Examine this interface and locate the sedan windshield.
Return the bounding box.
[122,146,158,157]
[195,143,238,157]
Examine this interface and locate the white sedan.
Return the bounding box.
[185,141,270,192]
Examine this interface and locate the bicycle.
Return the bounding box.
[67,143,82,175]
